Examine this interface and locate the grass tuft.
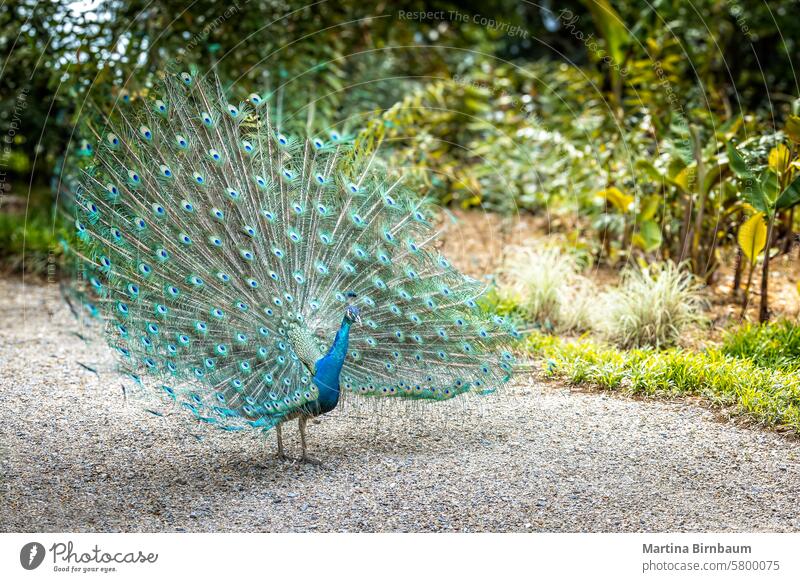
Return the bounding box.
[526,332,800,433]
[722,320,800,372]
[596,261,706,349]
[499,247,595,332]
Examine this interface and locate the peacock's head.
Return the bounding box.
[344,305,362,325]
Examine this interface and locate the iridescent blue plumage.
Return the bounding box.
[64,68,517,462]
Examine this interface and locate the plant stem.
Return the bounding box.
[782,207,795,254]
[758,213,776,322]
[741,258,755,319]
[690,125,707,273]
[732,246,743,299]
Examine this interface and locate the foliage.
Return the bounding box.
[722,321,800,373]
[1,0,799,288]
[526,332,800,433]
[737,212,767,266]
[0,206,66,275]
[728,123,800,321]
[0,0,525,272]
[595,262,706,348]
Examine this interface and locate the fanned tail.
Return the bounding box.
[68,67,517,432]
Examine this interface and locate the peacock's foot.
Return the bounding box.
[301,455,322,466]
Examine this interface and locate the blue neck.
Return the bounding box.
[311,317,351,414]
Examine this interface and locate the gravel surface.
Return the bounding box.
[1,278,799,532]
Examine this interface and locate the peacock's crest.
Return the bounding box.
[66,67,517,432]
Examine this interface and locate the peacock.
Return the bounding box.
[65,68,517,463]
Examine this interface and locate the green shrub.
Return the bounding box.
[526,332,800,432]
[722,320,800,372]
[596,262,706,349]
[0,210,65,275]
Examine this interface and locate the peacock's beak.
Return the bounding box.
[354,313,362,325]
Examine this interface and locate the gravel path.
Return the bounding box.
[1,278,799,532]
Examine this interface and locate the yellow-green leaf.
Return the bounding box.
[597,187,634,212]
[769,144,790,175]
[632,220,662,252]
[581,0,629,68]
[674,166,696,193]
[637,195,661,221]
[737,212,768,266]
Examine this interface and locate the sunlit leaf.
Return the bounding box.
[737,212,767,266]
[633,220,662,252]
[597,187,634,212]
[674,166,695,193]
[637,195,661,221]
[768,144,790,175]
[760,170,780,206]
[581,0,629,68]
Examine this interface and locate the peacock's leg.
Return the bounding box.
[298,416,321,465]
[276,423,288,461]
